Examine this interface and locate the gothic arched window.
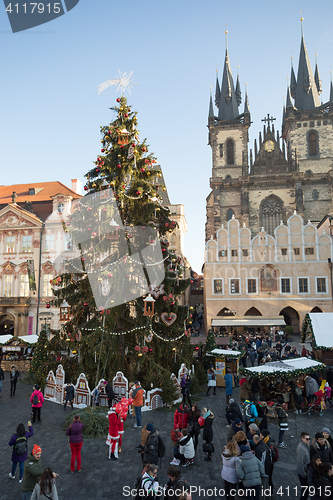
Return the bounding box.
[260,195,285,236]
[227,140,234,165]
[312,189,318,201]
[227,208,234,221]
[309,131,317,156]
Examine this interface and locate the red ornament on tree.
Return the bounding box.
[116,98,120,102]
[84,186,88,191]
[117,163,121,168]
[84,302,88,306]
[135,345,141,352]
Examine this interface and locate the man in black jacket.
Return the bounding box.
[104,380,115,409]
[310,432,333,463]
[143,423,165,466]
[10,365,19,396]
[64,382,75,410]
[254,432,273,495]
[225,398,243,425]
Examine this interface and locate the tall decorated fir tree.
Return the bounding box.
[51,96,192,386]
[29,330,49,388]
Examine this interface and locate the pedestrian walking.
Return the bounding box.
[304,376,319,407]
[107,407,119,460]
[131,381,144,428]
[0,363,4,396]
[254,431,273,495]
[164,466,187,500]
[174,403,189,432]
[225,399,243,426]
[66,414,84,473]
[296,432,311,499]
[322,428,333,449]
[236,445,264,500]
[181,374,192,407]
[104,379,115,409]
[188,404,201,451]
[276,398,288,448]
[143,423,165,466]
[202,406,214,461]
[205,366,216,396]
[227,418,243,442]
[306,454,323,500]
[10,365,20,396]
[240,378,252,403]
[318,462,333,489]
[310,432,333,463]
[31,467,59,500]
[224,368,233,404]
[221,440,240,500]
[8,421,34,483]
[30,385,44,423]
[21,444,43,500]
[63,382,75,410]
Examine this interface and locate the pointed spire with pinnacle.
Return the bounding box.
[286,84,293,109]
[244,84,250,114]
[209,87,214,119]
[235,66,242,106]
[295,17,321,110]
[218,30,239,121]
[215,69,220,107]
[314,53,322,94]
[290,58,297,99]
[330,72,333,102]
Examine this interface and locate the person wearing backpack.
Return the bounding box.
[30,385,44,423]
[138,463,160,498]
[143,423,166,466]
[8,421,34,483]
[164,465,188,500]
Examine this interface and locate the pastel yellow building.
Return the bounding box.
[204,213,333,334]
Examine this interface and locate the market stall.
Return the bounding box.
[209,348,243,387]
[302,313,333,364]
[0,335,38,371]
[239,357,326,409]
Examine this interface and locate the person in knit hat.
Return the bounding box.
[21,444,43,499]
[322,428,333,449]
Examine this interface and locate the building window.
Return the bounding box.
[227,209,234,221]
[305,247,314,255]
[294,248,300,255]
[309,131,317,156]
[317,277,327,293]
[219,250,227,257]
[4,275,13,297]
[21,235,32,253]
[281,248,287,256]
[6,236,15,253]
[230,279,240,294]
[231,249,238,257]
[44,235,54,252]
[20,275,29,297]
[312,190,318,201]
[57,203,65,214]
[242,249,248,256]
[213,279,223,294]
[247,279,256,294]
[227,139,234,165]
[219,144,223,157]
[42,274,53,297]
[281,278,291,293]
[260,195,284,236]
[298,278,309,293]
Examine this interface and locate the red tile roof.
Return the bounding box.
[0,182,81,204]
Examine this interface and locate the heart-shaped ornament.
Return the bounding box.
[161,312,177,326]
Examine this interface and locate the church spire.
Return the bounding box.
[235,66,242,106]
[208,87,214,118]
[218,30,239,121]
[286,83,293,109]
[314,53,322,95]
[215,69,220,107]
[244,84,250,114]
[295,17,321,110]
[330,72,333,102]
[290,58,297,99]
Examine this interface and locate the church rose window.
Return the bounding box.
[260,196,283,236]
[226,139,234,165]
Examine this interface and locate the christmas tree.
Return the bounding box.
[51,96,192,387]
[29,330,49,389]
[205,329,217,353]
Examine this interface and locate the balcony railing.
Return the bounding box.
[0,297,31,306]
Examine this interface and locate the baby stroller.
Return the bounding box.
[307,390,325,416]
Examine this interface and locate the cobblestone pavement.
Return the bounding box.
[1,366,332,500]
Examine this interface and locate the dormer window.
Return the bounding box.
[29,188,35,196]
[57,203,65,214]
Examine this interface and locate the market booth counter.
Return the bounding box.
[209,348,242,387]
[0,335,38,371]
[239,357,326,409]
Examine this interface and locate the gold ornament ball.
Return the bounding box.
[179,274,183,278]
[138,353,143,357]
[188,320,192,325]
[162,187,166,191]
[189,306,194,311]
[156,207,160,211]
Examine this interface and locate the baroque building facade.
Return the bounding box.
[204,27,333,333]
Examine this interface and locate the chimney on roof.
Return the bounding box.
[71,179,82,195]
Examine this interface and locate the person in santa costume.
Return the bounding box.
[117,406,128,453]
[107,407,119,460]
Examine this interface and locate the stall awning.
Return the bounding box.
[239,357,325,379]
[0,334,38,345]
[211,316,286,327]
[210,348,242,357]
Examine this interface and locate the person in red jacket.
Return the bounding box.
[173,404,189,431]
[107,407,120,461]
[30,385,44,423]
[117,407,127,453]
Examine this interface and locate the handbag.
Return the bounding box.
[203,443,214,453]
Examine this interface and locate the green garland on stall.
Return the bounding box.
[3,335,36,346]
[208,349,245,360]
[238,361,326,381]
[301,313,333,351]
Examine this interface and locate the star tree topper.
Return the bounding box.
[97,70,137,95]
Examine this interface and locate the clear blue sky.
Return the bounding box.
[1,0,333,273]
